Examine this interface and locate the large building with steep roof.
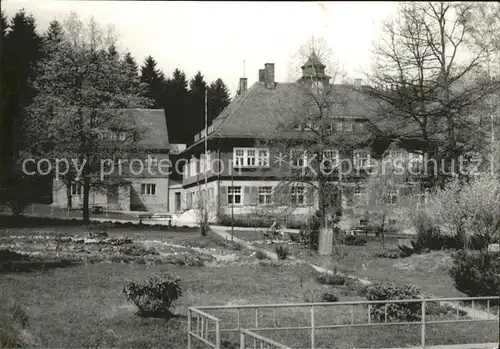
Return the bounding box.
[52,109,173,212]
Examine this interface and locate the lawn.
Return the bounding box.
[245,231,465,299]
[1,225,498,348]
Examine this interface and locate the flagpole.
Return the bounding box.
[204,86,208,227]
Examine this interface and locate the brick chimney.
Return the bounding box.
[264,63,275,89]
[258,69,265,83]
[238,77,247,95]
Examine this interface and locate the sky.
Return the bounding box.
[3,1,398,95]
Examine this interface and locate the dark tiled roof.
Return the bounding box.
[95,109,169,150]
[120,109,169,150]
[208,82,383,139]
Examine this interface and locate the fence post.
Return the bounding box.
[187,309,192,349]
[421,300,426,348]
[240,331,245,349]
[215,320,220,349]
[311,305,315,349]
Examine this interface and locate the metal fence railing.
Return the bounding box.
[239,329,293,349]
[187,307,220,349]
[188,296,500,349]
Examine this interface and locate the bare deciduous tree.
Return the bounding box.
[365,2,498,184]
[258,36,374,255]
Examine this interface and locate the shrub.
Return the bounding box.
[0,300,30,348]
[320,292,339,303]
[289,233,299,243]
[0,249,29,262]
[119,244,158,257]
[449,250,500,302]
[123,273,182,318]
[343,235,367,246]
[316,272,346,286]
[275,245,290,260]
[255,250,269,260]
[362,282,422,321]
[374,251,401,259]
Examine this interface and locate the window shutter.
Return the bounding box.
[273,183,287,206]
[250,186,258,206]
[306,186,315,206]
[220,186,228,205]
[243,186,251,205]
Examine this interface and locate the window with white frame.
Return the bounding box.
[228,186,242,204]
[354,186,363,197]
[290,186,305,205]
[146,156,158,167]
[233,148,270,168]
[290,149,307,167]
[294,124,302,131]
[345,122,353,131]
[190,157,197,175]
[71,183,82,196]
[141,183,156,196]
[246,149,256,166]
[258,149,269,167]
[205,152,212,172]
[354,149,370,167]
[358,122,365,131]
[304,121,312,130]
[385,188,398,204]
[323,149,339,168]
[119,132,126,141]
[200,154,205,173]
[408,152,424,172]
[336,121,343,131]
[258,186,273,205]
[234,148,245,166]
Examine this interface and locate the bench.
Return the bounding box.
[138,213,173,226]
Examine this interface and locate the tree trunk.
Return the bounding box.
[66,178,73,210]
[380,215,386,251]
[82,176,90,225]
[317,180,333,256]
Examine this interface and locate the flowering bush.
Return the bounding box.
[361,282,422,321]
[123,273,182,318]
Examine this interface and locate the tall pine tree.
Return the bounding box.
[1,10,42,203]
[208,78,231,124]
[164,68,189,143]
[0,10,9,188]
[188,71,207,135]
[140,55,166,108]
[121,52,142,97]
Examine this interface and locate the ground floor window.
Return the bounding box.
[228,186,242,204]
[141,183,156,196]
[258,186,273,205]
[290,186,305,205]
[71,183,82,196]
[385,188,398,204]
